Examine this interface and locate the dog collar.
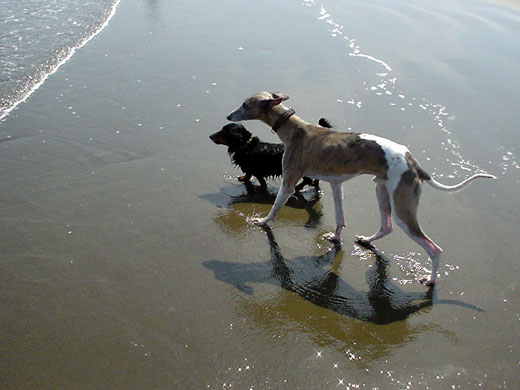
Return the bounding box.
[271,108,295,133]
[234,136,254,153]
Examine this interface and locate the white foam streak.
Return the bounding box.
[308,2,501,178]
[348,53,392,72]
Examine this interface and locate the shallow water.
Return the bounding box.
[1,0,519,388]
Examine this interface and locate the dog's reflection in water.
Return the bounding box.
[205,226,472,325]
[200,182,323,229]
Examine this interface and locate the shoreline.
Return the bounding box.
[0,0,121,122]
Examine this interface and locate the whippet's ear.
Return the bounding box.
[271,92,289,102]
[264,92,289,109]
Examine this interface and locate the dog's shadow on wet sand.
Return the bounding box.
[204,225,484,325]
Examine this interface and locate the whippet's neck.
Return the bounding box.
[262,105,290,127]
[264,105,306,141]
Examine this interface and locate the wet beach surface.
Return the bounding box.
[1,0,519,388]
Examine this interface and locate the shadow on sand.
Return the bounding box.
[204,225,483,325]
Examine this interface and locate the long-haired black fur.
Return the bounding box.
[210,119,332,192]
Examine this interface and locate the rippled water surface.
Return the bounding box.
[1,0,519,389]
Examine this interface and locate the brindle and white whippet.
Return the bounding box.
[226,92,496,286]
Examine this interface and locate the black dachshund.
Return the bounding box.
[210,118,332,191]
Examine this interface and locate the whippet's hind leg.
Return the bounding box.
[392,181,442,286]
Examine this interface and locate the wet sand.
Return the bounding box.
[1,0,519,388]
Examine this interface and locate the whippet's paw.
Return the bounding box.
[419,276,436,287]
[355,235,370,244]
[322,232,341,242]
[355,235,376,250]
[248,217,269,226]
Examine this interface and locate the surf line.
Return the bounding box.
[302,1,494,177]
[0,0,121,122]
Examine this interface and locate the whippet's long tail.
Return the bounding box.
[425,173,496,192]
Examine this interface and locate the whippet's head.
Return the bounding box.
[226,92,289,122]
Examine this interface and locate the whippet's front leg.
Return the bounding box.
[249,178,294,226]
[356,183,393,244]
[323,182,345,242]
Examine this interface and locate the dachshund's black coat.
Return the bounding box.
[210,119,332,191]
